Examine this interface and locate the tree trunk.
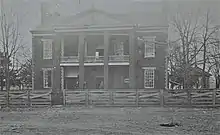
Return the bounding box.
[216,75,220,89]
[0,75,3,91]
[5,63,10,107]
[202,44,206,88]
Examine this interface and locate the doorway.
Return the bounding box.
[96,76,104,89]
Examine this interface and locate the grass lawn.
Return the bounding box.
[0,106,220,135]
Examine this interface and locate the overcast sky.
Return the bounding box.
[2,0,220,50]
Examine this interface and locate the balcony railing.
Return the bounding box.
[84,56,104,63]
[109,55,130,62]
[61,56,79,63]
[61,55,130,64]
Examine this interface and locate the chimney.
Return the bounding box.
[41,2,49,25]
[41,2,60,25]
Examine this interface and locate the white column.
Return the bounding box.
[79,33,86,89]
[61,38,64,91]
[61,38,64,57]
[129,29,136,89]
[61,67,64,91]
[104,31,109,89]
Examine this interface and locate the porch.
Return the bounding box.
[63,66,130,90]
[60,55,130,65]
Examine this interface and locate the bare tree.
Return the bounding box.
[170,12,200,89]
[169,9,220,89]
[0,0,25,107]
[208,29,220,88]
[198,10,219,88]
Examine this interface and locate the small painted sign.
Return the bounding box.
[124,78,130,84]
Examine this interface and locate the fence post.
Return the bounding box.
[6,90,9,108]
[50,89,52,106]
[136,89,139,107]
[85,89,89,106]
[28,89,31,107]
[109,90,112,105]
[160,89,164,107]
[111,90,114,105]
[63,89,66,106]
[187,89,192,107]
[4,91,7,107]
[213,89,216,106]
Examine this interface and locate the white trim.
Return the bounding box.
[85,63,104,66]
[61,63,104,66]
[33,33,55,37]
[32,30,167,37]
[109,62,129,65]
[48,33,130,36]
[142,67,156,70]
[55,27,133,33]
[61,38,64,57]
[56,29,167,34]
[60,63,79,66]
[136,30,168,33]
[111,33,129,36]
[60,62,130,66]
[61,67,64,91]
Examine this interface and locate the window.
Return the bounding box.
[143,67,155,88]
[114,42,124,55]
[144,37,155,58]
[42,39,53,59]
[43,68,52,88]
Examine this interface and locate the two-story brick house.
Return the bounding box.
[31,5,168,97]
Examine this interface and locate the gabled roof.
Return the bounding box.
[57,8,127,26]
[190,66,212,77]
[35,8,167,30]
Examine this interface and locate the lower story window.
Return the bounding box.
[43,68,52,88]
[143,67,155,88]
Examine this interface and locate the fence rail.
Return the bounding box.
[1,89,220,108]
[64,89,220,107]
[0,90,52,108]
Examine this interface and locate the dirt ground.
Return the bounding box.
[0,106,220,135]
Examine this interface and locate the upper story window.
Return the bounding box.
[143,67,155,88]
[114,42,124,56]
[144,37,156,58]
[42,39,53,59]
[43,68,52,88]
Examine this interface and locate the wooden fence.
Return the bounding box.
[1,89,220,108]
[64,89,220,107]
[0,90,52,108]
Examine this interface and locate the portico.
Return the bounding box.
[56,25,137,90]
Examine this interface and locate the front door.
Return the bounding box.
[65,77,78,89]
[96,77,104,89]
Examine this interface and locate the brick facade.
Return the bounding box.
[31,8,168,92]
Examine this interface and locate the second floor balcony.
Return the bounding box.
[61,55,130,65]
